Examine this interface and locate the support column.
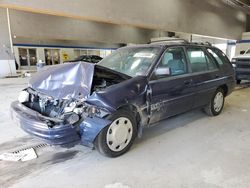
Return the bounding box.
[0,7,16,77]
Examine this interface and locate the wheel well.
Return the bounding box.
[118,104,141,126]
[219,84,228,96]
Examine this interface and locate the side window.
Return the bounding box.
[187,48,217,73]
[207,48,229,66]
[157,47,187,76]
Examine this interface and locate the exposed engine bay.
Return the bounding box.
[19,63,129,128]
[91,65,128,92]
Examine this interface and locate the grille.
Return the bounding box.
[237,64,250,69]
[236,59,250,69]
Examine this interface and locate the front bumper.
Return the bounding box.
[235,68,250,80]
[10,101,111,147]
[10,101,81,145]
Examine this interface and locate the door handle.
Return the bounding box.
[184,79,193,85]
[215,74,219,78]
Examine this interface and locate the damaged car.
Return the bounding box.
[11,42,235,157]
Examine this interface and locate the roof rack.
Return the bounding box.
[149,38,213,46]
[189,41,212,46]
[150,38,189,44]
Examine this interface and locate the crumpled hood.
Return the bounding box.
[29,62,95,99]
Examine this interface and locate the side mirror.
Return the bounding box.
[155,67,171,77]
[240,50,245,55]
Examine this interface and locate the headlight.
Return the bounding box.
[232,63,236,68]
[88,106,101,115]
[18,90,29,103]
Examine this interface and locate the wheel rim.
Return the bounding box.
[106,117,133,152]
[213,92,224,112]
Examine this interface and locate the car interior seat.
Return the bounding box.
[167,52,185,75]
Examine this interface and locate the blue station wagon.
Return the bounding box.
[11,41,235,157]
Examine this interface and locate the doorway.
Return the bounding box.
[44,49,60,65]
[18,48,37,68]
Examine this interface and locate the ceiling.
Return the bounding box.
[222,0,250,14]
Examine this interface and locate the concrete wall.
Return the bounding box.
[246,15,250,32]
[0,0,247,39]
[0,8,16,77]
[0,8,10,59]
[9,9,170,46]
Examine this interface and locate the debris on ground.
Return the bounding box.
[0,148,37,162]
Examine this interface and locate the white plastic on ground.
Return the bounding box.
[104,183,131,188]
[0,148,37,162]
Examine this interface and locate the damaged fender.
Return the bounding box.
[79,117,111,147]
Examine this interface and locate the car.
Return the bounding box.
[231,48,250,84]
[10,41,235,157]
[67,55,103,63]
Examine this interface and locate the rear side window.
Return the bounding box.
[207,48,229,66]
[187,48,217,73]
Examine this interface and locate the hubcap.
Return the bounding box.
[106,117,133,152]
[213,92,224,112]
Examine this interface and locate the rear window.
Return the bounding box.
[207,48,229,66]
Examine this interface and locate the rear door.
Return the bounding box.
[148,47,196,124]
[185,47,220,108]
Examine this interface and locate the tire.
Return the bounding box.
[237,80,241,84]
[204,88,225,116]
[94,108,138,157]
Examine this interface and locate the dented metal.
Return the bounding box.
[29,62,95,99]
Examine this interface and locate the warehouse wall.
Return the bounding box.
[0,8,15,77]
[0,0,247,39]
[9,9,169,46]
[246,15,250,32]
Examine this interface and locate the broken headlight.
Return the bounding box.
[18,90,30,103]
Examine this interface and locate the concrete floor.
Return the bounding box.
[1,78,250,188]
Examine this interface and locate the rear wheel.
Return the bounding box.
[94,109,137,157]
[204,88,225,116]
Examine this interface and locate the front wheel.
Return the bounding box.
[204,88,225,116]
[94,109,137,157]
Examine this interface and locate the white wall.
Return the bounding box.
[0,60,16,77]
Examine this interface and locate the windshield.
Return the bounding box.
[98,47,161,77]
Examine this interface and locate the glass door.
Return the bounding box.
[28,49,37,66]
[44,49,60,65]
[18,48,37,68]
[18,48,28,66]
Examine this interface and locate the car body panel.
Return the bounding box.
[148,74,196,124]
[232,50,250,81]
[79,117,111,147]
[233,59,250,81]
[86,76,148,112]
[29,62,95,99]
[10,43,235,148]
[10,101,80,144]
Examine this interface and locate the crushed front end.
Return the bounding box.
[10,62,128,147]
[11,87,112,147]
